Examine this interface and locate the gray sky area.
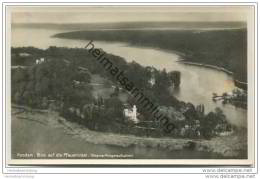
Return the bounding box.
[10,6,252,24]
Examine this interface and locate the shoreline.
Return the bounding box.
[177,60,234,75]
[177,60,247,89]
[12,106,247,158]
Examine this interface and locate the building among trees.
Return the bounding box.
[36,57,45,64]
[123,105,139,123]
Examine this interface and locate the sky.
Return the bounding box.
[9,6,253,24]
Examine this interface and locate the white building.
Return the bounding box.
[123,105,139,123]
[148,77,156,86]
[36,57,45,64]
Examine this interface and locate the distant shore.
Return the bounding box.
[12,106,247,158]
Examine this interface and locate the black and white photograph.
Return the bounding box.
[6,4,255,166]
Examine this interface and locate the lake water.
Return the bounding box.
[11,27,247,159]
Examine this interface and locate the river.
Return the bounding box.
[11,27,247,159]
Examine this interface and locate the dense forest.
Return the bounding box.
[11,47,232,139]
[54,28,247,83]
